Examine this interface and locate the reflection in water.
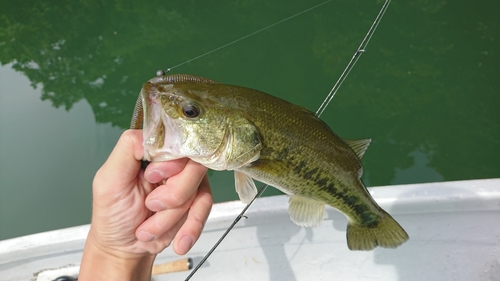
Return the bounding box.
[392,147,444,185]
[0,0,499,239]
[0,64,123,240]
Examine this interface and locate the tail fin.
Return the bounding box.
[346,211,409,251]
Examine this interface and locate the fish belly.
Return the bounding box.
[239,148,409,250]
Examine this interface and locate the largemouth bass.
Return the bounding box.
[131,74,409,251]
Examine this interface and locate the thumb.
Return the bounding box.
[94,130,144,193]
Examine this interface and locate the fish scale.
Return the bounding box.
[135,74,409,251]
[236,91,373,219]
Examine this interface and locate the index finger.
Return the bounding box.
[145,160,208,211]
[144,158,190,184]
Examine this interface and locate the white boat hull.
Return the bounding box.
[1,179,499,281]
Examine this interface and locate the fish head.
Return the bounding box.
[140,77,262,170]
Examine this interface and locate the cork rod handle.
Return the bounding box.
[152,257,193,275]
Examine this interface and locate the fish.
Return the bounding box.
[131,73,409,251]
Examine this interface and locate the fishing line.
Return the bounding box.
[315,0,391,118]
[184,184,268,281]
[184,1,391,280]
[165,0,333,72]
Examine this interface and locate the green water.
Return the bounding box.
[0,0,498,240]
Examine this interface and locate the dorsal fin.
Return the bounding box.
[149,74,219,84]
[344,138,371,159]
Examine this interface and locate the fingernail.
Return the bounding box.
[147,199,167,211]
[137,230,156,242]
[147,169,166,183]
[178,236,194,253]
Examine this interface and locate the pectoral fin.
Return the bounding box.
[234,171,258,204]
[289,195,325,227]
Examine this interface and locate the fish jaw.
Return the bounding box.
[141,81,185,162]
[139,79,237,166]
[140,77,263,170]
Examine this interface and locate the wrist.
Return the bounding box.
[79,230,156,281]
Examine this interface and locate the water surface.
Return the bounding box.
[0,0,498,240]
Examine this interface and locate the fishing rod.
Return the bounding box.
[316,0,392,118]
[184,1,392,280]
[163,0,334,73]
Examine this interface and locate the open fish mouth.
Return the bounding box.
[141,81,183,162]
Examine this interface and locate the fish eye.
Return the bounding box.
[182,104,201,118]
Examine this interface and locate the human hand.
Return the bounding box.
[80,130,212,280]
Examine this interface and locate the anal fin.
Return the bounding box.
[234,171,258,204]
[289,195,325,227]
